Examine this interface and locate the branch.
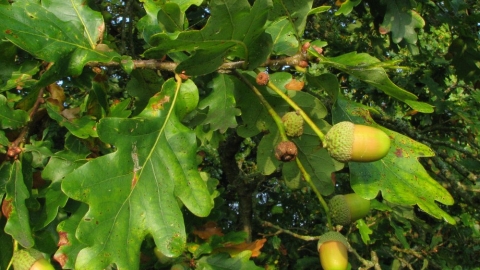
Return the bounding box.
[87,53,307,73]
[259,219,320,241]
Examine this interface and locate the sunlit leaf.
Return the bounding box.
[61,78,213,269]
[332,97,455,224]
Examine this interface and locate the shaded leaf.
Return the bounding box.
[46,103,98,139]
[61,78,213,269]
[145,0,272,75]
[0,95,29,129]
[379,0,425,44]
[196,250,263,270]
[269,0,313,38]
[265,17,299,56]
[335,0,361,16]
[2,160,34,248]
[54,202,89,269]
[313,51,433,112]
[198,74,240,133]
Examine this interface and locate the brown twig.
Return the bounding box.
[87,53,307,73]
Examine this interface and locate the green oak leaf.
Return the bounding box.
[379,0,425,44]
[157,3,184,33]
[196,250,263,270]
[312,51,433,113]
[0,2,120,76]
[0,42,39,92]
[332,97,455,224]
[0,95,29,129]
[145,0,272,75]
[2,160,35,248]
[126,69,165,115]
[266,17,299,56]
[335,0,361,16]
[41,0,104,47]
[198,74,240,133]
[0,217,14,270]
[356,219,372,245]
[269,0,313,39]
[61,78,213,269]
[54,202,89,269]
[34,135,90,230]
[46,103,98,139]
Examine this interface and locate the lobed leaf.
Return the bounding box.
[0,2,120,76]
[2,160,35,248]
[379,0,425,44]
[61,78,213,269]
[332,97,455,224]
[145,0,272,75]
[0,95,29,129]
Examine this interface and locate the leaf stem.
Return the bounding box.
[234,71,288,142]
[236,70,332,230]
[295,158,332,230]
[262,73,326,144]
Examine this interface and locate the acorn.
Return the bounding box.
[275,141,298,162]
[13,249,54,270]
[317,231,349,270]
[324,121,390,162]
[282,111,304,137]
[328,193,371,225]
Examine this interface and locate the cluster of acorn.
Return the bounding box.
[276,112,391,163]
[275,112,390,269]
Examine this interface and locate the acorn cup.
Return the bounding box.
[324,121,391,162]
[328,193,371,225]
[317,231,349,270]
[12,249,54,270]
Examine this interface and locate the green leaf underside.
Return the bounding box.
[145,0,272,75]
[332,97,455,224]
[0,2,120,76]
[313,51,433,113]
[61,79,213,269]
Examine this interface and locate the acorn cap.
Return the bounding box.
[324,122,355,162]
[13,249,53,270]
[328,194,371,225]
[325,121,390,163]
[317,231,348,251]
[282,111,304,137]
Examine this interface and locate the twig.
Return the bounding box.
[87,53,307,73]
[260,220,320,241]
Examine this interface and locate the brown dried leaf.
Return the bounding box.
[217,238,267,258]
[193,221,224,240]
[285,79,304,91]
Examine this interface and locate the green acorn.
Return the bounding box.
[328,193,371,225]
[324,121,390,162]
[13,249,54,270]
[282,111,304,137]
[317,231,349,270]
